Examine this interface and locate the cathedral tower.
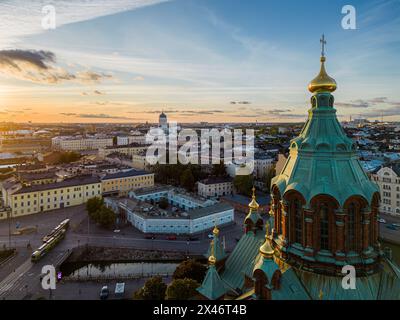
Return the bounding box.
[270,35,381,276]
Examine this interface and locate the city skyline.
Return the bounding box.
[0,0,399,123]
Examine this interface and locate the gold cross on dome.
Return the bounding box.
[320,34,327,57]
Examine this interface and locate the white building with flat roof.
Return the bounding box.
[105,185,234,234]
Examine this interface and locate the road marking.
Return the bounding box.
[0,258,32,298]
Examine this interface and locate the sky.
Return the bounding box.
[0,0,399,123]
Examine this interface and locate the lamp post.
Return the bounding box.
[87,215,90,245]
[6,206,12,249]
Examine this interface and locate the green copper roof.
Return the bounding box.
[270,268,311,300]
[294,264,400,300]
[272,92,379,206]
[245,208,263,225]
[220,230,265,291]
[253,254,280,281]
[197,264,227,300]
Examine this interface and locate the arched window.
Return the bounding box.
[253,270,267,298]
[320,203,329,250]
[346,203,356,252]
[294,199,302,244]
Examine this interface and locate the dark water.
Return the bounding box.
[381,240,400,265]
[60,261,178,279]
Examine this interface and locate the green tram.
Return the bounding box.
[31,228,66,263]
[42,219,70,243]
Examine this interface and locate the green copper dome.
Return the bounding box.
[272,73,378,206]
[272,95,378,206]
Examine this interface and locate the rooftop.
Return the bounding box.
[13,175,100,194]
[102,169,152,180]
[199,177,233,185]
[222,193,271,206]
[104,143,147,149]
[119,197,232,220]
[18,170,58,181]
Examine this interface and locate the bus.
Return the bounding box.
[42,219,70,243]
[31,229,66,263]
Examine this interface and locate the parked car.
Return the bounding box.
[378,218,386,224]
[386,225,398,230]
[166,235,177,240]
[188,237,199,241]
[100,286,109,300]
[392,223,400,227]
[144,234,156,240]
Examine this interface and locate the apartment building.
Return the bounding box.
[117,134,147,146]
[253,155,275,179]
[2,176,101,218]
[197,177,233,198]
[98,143,148,158]
[52,136,113,151]
[371,165,400,216]
[101,169,154,197]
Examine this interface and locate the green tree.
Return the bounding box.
[97,206,116,229]
[133,276,167,300]
[180,168,195,191]
[269,127,278,136]
[233,174,254,196]
[165,278,200,300]
[173,259,206,283]
[86,197,103,217]
[211,161,227,177]
[263,166,276,193]
[158,197,169,210]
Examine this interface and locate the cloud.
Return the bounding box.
[0,49,113,84]
[142,109,225,116]
[180,110,224,116]
[229,107,306,120]
[335,97,390,109]
[61,113,130,119]
[0,1,170,47]
[335,100,371,108]
[94,90,105,95]
[361,107,400,118]
[60,113,77,116]
[134,76,145,81]
[4,108,24,114]
[369,97,388,104]
[230,101,251,105]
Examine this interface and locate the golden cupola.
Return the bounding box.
[308,35,337,93]
[248,187,259,210]
[212,225,220,237]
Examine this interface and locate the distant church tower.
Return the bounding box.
[159,111,168,131]
[270,35,381,276]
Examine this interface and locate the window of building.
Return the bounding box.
[294,199,302,244]
[320,203,329,250]
[346,203,356,252]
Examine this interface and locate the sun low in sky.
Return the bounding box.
[0,0,399,123]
